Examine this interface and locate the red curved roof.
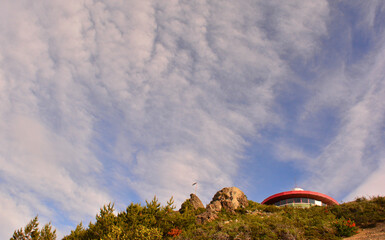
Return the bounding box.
[261,190,339,205]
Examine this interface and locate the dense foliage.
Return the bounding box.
[11,216,56,240]
[12,196,385,240]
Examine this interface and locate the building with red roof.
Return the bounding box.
[262,188,339,207]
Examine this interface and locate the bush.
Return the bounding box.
[329,196,385,228]
[131,225,162,240]
[11,216,57,240]
[333,218,358,237]
[168,228,182,237]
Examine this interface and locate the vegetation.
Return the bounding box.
[12,196,385,240]
[11,216,56,240]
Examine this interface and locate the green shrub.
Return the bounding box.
[132,225,162,240]
[333,218,358,237]
[11,216,57,240]
[329,196,385,228]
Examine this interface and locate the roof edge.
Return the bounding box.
[261,190,339,205]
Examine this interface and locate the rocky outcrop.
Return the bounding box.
[179,193,204,213]
[196,210,218,224]
[190,193,204,210]
[206,187,248,213]
[196,187,248,224]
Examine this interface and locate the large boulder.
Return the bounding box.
[190,193,204,209]
[206,187,248,213]
[179,193,204,213]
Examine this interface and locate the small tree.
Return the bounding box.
[62,223,87,240]
[87,203,117,239]
[11,216,56,240]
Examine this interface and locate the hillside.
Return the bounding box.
[344,222,385,240]
[11,188,385,240]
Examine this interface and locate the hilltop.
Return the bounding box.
[11,187,385,240]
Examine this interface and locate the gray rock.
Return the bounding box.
[190,193,204,210]
[179,193,205,213]
[207,200,222,212]
[196,210,218,224]
[194,187,249,224]
[206,187,248,213]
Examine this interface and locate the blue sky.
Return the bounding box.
[1,0,385,238]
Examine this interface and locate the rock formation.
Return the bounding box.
[206,187,248,212]
[179,193,204,213]
[189,193,204,210]
[196,210,218,224]
[196,187,248,224]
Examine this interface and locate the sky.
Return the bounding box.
[1,0,385,238]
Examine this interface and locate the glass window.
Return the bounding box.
[280,200,286,206]
[322,203,327,206]
[309,199,315,204]
[301,198,308,203]
[287,198,294,204]
[294,198,301,203]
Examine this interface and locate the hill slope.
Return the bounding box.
[11,195,385,240]
[344,222,385,240]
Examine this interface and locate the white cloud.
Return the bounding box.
[107,0,330,205]
[344,160,385,201]
[263,0,329,58]
[260,2,385,202]
[303,94,384,196]
[275,142,312,163]
[0,113,110,238]
[299,27,385,198]
[0,192,33,239]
